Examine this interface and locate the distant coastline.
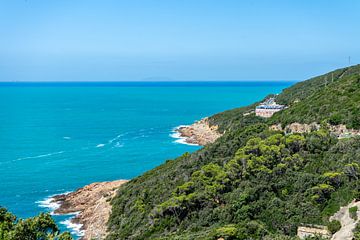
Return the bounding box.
[0,80,296,87]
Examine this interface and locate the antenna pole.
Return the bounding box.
[325,76,327,87]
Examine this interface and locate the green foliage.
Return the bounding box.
[272,68,360,129]
[327,220,341,234]
[108,131,360,239]
[212,224,238,240]
[353,222,360,240]
[107,65,360,239]
[310,184,335,204]
[322,172,343,188]
[0,207,72,240]
[211,221,268,240]
[349,206,358,220]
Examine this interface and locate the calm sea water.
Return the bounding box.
[0,81,292,237]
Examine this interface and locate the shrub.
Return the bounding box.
[329,114,342,125]
[353,222,360,240]
[0,207,71,240]
[349,206,358,220]
[212,224,238,240]
[327,220,341,234]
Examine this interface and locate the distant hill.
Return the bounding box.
[107,65,360,240]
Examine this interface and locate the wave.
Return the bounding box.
[16,151,65,161]
[36,191,71,214]
[114,142,124,148]
[60,216,85,237]
[169,126,199,146]
[96,144,105,148]
[37,194,84,237]
[36,197,61,214]
[108,134,124,144]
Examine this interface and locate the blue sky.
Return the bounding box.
[0,0,359,81]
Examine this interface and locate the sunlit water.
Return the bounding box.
[0,81,292,237]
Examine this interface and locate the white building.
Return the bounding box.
[255,98,285,118]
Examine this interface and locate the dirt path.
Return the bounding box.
[330,200,360,240]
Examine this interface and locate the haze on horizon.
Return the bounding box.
[0,0,359,82]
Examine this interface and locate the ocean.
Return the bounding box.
[0,81,292,238]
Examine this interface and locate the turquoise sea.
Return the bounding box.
[0,81,292,237]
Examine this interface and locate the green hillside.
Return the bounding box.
[107,65,360,240]
[272,67,360,129]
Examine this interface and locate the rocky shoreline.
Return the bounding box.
[48,118,219,239]
[51,180,128,240]
[175,117,222,146]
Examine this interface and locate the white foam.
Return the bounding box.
[16,151,65,161]
[114,142,124,148]
[170,126,199,146]
[63,137,71,140]
[37,194,84,237]
[96,144,105,148]
[36,197,61,213]
[108,134,124,144]
[36,191,72,214]
[60,217,85,237]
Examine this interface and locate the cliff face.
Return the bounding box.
[52,180,128,240]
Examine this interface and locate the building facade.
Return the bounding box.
[255,98,285,118]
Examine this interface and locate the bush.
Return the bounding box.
[349,206,358,220]
[329,114,342,125]
[0,207,71,239]
[353,222,360,240]
[212,225,238,240]
[327,220,341,234]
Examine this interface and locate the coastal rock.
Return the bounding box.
[176,117,222,145]
[52,180,128,240]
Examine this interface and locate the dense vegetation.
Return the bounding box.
[272,67,360,129]
[107,65,360,239]
[0,208,71,240]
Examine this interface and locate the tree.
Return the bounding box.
[327,220,341,234]
[0,207,72,240]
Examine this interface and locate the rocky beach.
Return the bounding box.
[51,180,128,240]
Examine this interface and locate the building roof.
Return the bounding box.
[256,98,285,110]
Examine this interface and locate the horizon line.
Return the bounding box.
[0,80,299,83]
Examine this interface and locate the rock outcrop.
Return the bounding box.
[176,117,222,145]
[297,225,331,239]
[269,122,320,134]
[270,122,360,138]
[52,180,128,240]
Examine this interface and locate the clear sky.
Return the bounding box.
[0,0,359,81]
